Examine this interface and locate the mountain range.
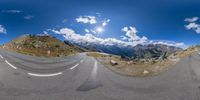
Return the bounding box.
[64,40,182,60]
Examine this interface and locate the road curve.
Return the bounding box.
[0,48,200,100]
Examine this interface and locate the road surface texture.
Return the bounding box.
[0,48,200,100]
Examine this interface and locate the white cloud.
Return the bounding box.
[120,35,128,40]
[76,16,97,24]
[0,25,7,34]
[96,27,104,33]
[24,15,34,20]
[50,27,185,48]
[185,23,198,30]
[43,31,49,35]
[121,26,148,45]
[149,40,185,48]
[76,15,110,34]
[84,29,90,33]
[185,17,200,34]
[91,29,97,34]
[1,10,23,13]
[51,28,139,47]
[195,27,200,33]
[184,17,199,22]
[121,26,147,42]
[85,26,106,35]
[102,19,110,27]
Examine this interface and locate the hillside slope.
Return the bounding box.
[3,34,87,57]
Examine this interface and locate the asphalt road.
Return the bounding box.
[0,48,200,100]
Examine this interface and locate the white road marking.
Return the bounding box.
[93,61,98,74]
[91,60,98,79]
[0,55,3,59]
[5,60,17,69]
[70,63,79,70]
[28,72,63,77]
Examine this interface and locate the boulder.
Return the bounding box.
[143,70,149,74]
[110,60,118,66]
[47,50,51,55]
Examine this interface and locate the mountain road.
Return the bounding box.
[0,48,200,100]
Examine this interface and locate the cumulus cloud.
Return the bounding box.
[76,16,97,24]
[84,29,98,34]
[121,26,148,43]
[84,29,90,33]
[24,15,34,20]
[184,17,200,34]
[0,25,7,34]
[50,26,185,48]
[184,17,199,22]
[43,31,49,35]
[102,19,110,27]
[76,15,110,34]
[122,26,138,40]
[1,10,23,13]
[185,23,200,33]
[52,28,132,46]
[120,35,128,40]
[90,29,97,34]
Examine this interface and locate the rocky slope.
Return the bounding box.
[87,45,200,77]
[3,34,87,57]
[175,45,200,58]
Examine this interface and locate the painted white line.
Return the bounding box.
[95,60,97,67]
[70,63,79,70]
[94,61,98,73]
[0,55,3,59]
[91,60,98,78]
[5,60,17,69]
[28,72,63,77]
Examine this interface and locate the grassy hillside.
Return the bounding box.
[3,34,87,57]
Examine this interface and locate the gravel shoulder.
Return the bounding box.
[88,52,180,77]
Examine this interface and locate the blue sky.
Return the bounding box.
[0,0,200,47]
